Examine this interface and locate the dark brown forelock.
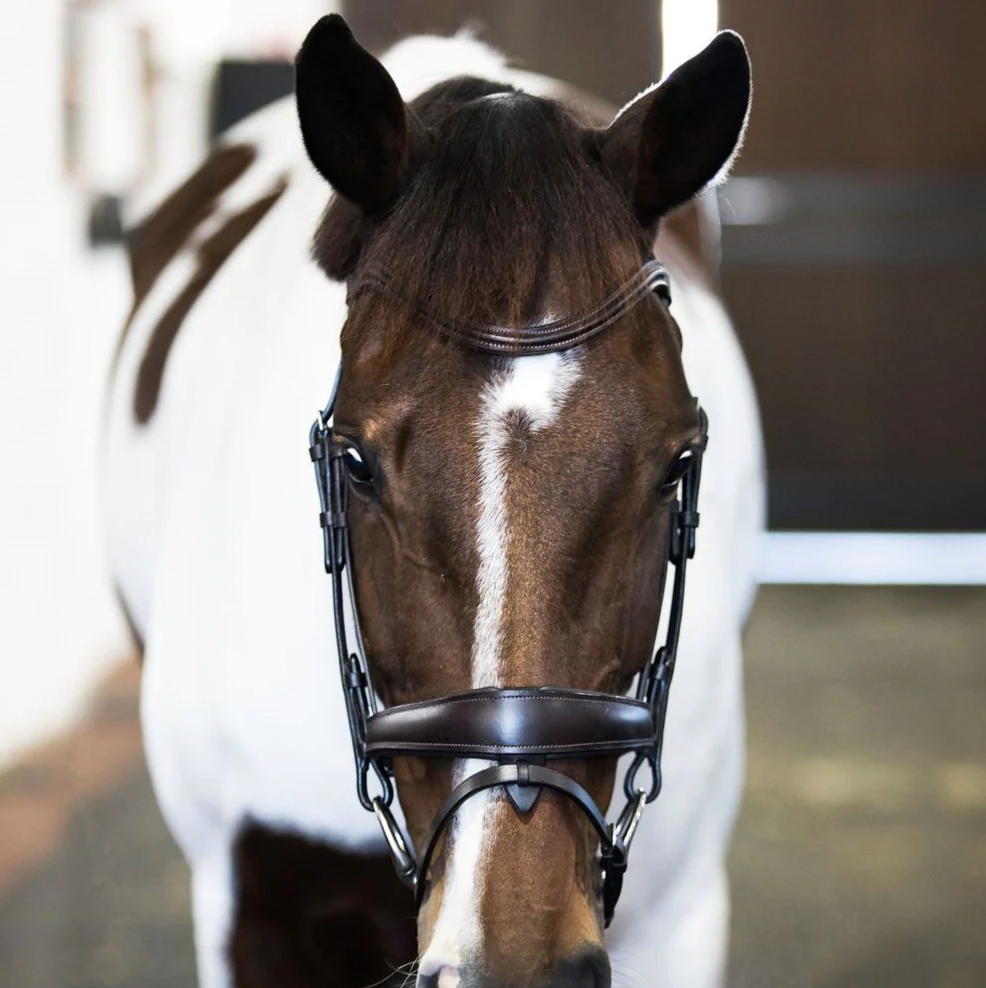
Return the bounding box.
[323,78,650,343]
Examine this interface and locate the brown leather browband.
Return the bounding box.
[364,687,656,758]
[347,259,672,355]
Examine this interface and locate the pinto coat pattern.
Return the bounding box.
[102,23,763,988]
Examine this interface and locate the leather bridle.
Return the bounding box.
[348,259,673,354]
[309,259,707,926]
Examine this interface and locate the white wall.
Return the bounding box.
[0,0,132,770]
[0,0,337,771]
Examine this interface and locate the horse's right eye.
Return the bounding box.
[339,441,375,489]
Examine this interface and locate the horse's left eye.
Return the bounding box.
[659,451,692,499]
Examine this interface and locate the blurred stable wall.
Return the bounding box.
[342,0,986,531]
[72,2,985,534]
[343,0,661,106]
[717,0,986,530]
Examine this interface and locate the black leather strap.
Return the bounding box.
[364,688,656,759]
[413,763,623,912]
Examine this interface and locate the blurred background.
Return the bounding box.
[1,1,984,986]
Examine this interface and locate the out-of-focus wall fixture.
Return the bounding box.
[63,0,156,244]
[661,0,718,74]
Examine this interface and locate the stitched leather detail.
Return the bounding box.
[348,260,671,356]
[364,687,655,758]
[374,688,648,711]
[364,740,653,753]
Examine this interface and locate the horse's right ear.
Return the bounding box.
[295,15,428,213]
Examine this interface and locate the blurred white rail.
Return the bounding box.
[759,532,986,585]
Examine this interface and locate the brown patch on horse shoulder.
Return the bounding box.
[230,821,416,988]
[127,144,257,304]
[133,177,287,424]
[113,144,259,378]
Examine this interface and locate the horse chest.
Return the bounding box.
[136,380,384,854]
[109,175,385,855]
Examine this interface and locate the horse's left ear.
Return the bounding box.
[295,14,428,213]
[599,31,751,230]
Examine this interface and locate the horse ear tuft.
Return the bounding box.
[599,31,751,231]
[295,15,427,213]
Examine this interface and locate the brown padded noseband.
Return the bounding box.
[363,686,664,902]
[364,687,656,759]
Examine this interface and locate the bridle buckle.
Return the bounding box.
[372,797,417,890]
[614,789,647,855]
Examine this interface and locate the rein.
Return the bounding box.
[309,260,707,926]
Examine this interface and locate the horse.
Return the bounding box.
[101,15,763,988]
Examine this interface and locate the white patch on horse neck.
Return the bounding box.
[420,351,581,977]
[382,31,508,101]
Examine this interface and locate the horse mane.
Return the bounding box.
[314,77,651,341]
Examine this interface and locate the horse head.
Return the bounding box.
[295,16,750,988]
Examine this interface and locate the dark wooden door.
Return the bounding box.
[340,0,986,529]
[718,0,986,529]
[343,0,660,106]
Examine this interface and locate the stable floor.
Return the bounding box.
[1,586,984,988]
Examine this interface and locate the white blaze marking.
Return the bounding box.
[471,352,582,686]
[421,350,581,974]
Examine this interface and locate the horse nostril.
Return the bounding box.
[419,952,607,988]
[417,965,462,988]
[554,947,611,988]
